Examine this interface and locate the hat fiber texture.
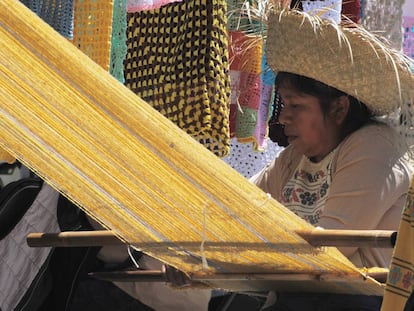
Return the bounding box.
[266,9,414,116]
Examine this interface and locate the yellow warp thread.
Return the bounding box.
[0,0,383,295]
[0,148,15,163]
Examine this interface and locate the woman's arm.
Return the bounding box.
[250,145,300,200]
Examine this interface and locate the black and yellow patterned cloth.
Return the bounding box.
[124,0,231,157]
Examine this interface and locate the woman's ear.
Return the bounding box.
[333,95,350,124]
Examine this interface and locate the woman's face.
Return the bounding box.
[278,86,343,162]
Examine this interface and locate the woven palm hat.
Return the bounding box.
[266,8,414,116]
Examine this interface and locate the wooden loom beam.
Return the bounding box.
[26,229,393,284]
[87,268,389,284]
[26,229,397,248]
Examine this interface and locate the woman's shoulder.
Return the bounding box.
[338,121,411,162]
[343,122,404,149]
[350,121,393,135]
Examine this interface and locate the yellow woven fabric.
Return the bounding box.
[0,0,383,294]
[124,0,231,157]
[73,0,114,71]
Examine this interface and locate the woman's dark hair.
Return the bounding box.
[268,72,373,146]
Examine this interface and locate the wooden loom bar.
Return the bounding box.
[26,230,392,286]
[26,229,397,248]
[27,230,122,248]
[89,270,168,282]
[295,229,397,248]
[87,269,389,284]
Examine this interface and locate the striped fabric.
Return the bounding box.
[382,180,414,311]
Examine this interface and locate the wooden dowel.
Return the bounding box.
[89,270,167,282]
[295,229,397,248]
[366,270,388,283]
[88,270,322,283]
[26,230,122,247]
[26,229,397,248]
[88,269,389,283]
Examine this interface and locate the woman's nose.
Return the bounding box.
[278,107,291,125]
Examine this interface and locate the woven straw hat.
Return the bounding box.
[266,8,414,116]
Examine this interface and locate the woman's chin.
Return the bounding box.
[287,136,297,144]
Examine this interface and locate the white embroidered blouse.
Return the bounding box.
[280,149,336,225]
[252,123,413,268]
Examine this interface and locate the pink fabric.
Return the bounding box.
[127,0,182,12]
[403,16,414,58]
[229,31,274,151]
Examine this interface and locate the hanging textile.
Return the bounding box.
[127,0,182,11]
[227,0,275,151]
[0,0,384,294]
[19,0,74,38]
[222,138,283,178]
[403,3,414,59]
[110,0,128,83]
[73,0,114,71]
[341,0,361,23]
[123,0,231,157]
[21,0,123,80]
[361,0,405,50]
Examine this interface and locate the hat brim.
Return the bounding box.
[266,9,414,116]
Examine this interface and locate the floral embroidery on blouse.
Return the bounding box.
[280,150,336,225]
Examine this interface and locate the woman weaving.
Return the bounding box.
[248,6,414,311]
[253,73,411,269]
